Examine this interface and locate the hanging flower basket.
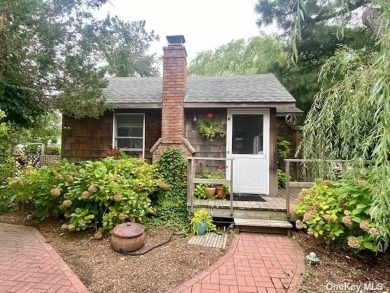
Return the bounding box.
[197,112,225,141]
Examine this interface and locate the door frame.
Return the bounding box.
[226,109,270,194]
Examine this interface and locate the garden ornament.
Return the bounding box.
[306,251,320,265]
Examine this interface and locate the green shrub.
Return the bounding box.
[147,147,189,228]
[0,156,15,186]
[277,136,290,188]
[277,136,291,164]
[277,169,287,188]
[194,183,207,199]
[0,156,17,212]
[292,168,387,252]
[0,112,15,188]
[3,158,164,235]
[46,145,60,155]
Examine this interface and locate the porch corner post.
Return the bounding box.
[286,160,290,219]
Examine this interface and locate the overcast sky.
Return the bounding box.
[99,0,272,62]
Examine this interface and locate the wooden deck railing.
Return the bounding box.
[187,157,234,215]
[284,158,369,218]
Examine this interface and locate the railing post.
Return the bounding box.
[285,160,290,219]
[187,158,192,212]
[230,158,234,216]
[190,158,196,213]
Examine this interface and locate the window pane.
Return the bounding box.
[117,138,143,149]
[117,127,143,137]
[232,114,263,154]
[116,115,143,125]
[114,114,144,158]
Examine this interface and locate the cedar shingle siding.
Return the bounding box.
[185,109,226,159]
[62,110,161,162]
[62,113,113,162]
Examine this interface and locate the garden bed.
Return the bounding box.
[295,232,390,292]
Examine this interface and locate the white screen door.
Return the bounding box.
[226,109,269,194]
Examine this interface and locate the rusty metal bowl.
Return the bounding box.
[111,222,145,252]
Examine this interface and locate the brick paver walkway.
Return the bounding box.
[0,223,89,293]
[171,233,305,293]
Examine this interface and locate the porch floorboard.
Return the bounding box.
[191,188,301,209]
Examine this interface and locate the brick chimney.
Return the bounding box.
[161,35,187,143]
[151,35,195,161]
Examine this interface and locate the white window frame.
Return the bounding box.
[113,113,145,159]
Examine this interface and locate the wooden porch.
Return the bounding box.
[188,188,302,221]
[187,157,303,226]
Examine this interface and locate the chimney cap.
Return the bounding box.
[166,35,186,46]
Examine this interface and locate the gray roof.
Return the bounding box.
[106,77,162,104]
[276,106,304,115]
[106,74,296,105]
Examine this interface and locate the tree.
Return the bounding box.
[255,0,367,32]
[188,36,287,76]
[188,28,376,117]
[259,0,390,249]
[0,0,159,128]
[274,24,377,115]
[96,17,160,77]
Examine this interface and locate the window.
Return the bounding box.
[113,114,145,158]
[232,114,263,154]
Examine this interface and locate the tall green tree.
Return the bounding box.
[258,0,390,249]
[188,28,376,116]
[274,25,377,114]
[255,0,367,32]
[188,36,287,76]
[96,17,160,77]
[0,0,159,128]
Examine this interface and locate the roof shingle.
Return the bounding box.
[105,74,295,105]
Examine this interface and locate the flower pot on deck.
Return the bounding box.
[204,187,216,199]
[215,185,226,199]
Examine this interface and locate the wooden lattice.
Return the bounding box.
[40,155,61,167]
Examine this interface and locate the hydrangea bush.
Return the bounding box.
[3,157,166,235]
[292,167,387,253]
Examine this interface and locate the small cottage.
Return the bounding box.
[62,35,301,196]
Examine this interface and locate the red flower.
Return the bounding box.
[206,112,213,118]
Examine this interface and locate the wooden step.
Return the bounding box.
[234,218,293,234]
[191,207,289,221]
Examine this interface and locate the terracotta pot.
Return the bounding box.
[204,187,216,199]
[215,185,226,199]
[111,222,145,252]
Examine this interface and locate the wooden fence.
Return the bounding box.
[284,159,367,218]
[40,155,61,166]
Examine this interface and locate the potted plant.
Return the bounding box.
[204,185,216,199]
[197,112,225,141]
[191,209,216,235]
[204,165,227,199]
